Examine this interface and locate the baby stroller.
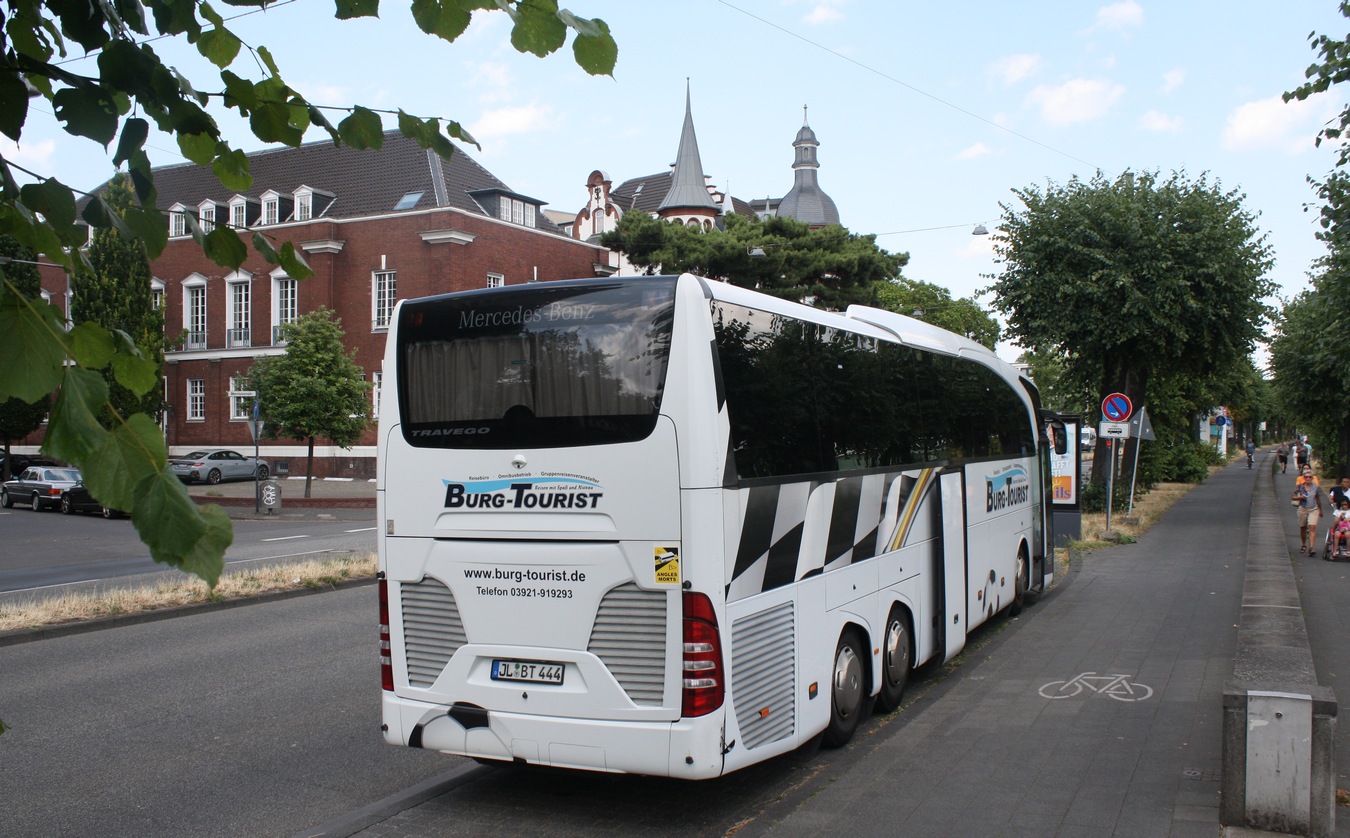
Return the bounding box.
[1326,515,1350,561]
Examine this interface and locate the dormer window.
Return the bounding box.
[229,195,250,229]
[295,189,312,221]
[198,201,218,233]
[168,203,188,238]
[261,190,280,226]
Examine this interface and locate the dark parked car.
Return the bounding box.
[60,481,124,518]
[170,449,270,484]
[1,466,84,511]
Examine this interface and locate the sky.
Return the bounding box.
[8,0,1350,363]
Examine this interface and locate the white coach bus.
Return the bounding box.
[377,273,1064,779]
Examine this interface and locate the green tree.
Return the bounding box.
[601,212,906,309]
[988,170,1275,483]
[248,309,370,499]
[0,1,616,586]
[76,172,165,426]
[0,236,49,479]
[873,277,1000,349]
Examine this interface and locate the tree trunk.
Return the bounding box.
[304,436,315,498]
[1337,422,1350,480]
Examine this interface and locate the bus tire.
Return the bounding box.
[824,628,867,748]
[1010,549,1029,616]
[875,607,911,713]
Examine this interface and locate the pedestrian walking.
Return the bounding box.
[1294,466,1327,556]
[1278,441,1289,473]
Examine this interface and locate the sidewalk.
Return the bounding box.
[341,457,1288,837]
[187,475,375,521]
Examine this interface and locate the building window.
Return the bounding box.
[499,198,511,222]
[273,274,297,345]
[199,203,215,233]
[373,270,396,329]
[372,370,382,418]
[524,203,535,227]
[230,198,247,229]
[185,284,207,349]
[262,196,278,226]
[295,193,311,221]
[187,378,205,421]
[150,278,165,312]
[486,272,504,288]
[227,278,251,347]
[169,208,187,238]
[229,376,255,421]
[394,191,423,211]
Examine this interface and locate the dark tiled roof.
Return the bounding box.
[611,172,675,215]
[122,131,563,232]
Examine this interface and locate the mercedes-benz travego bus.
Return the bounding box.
[377,273,1064,779]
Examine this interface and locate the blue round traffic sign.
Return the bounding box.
[1102,392,1133,422]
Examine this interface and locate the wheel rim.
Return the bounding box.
[31,493,41,511]
[257,467,268,480]
[102,507,113,519]
[884,619,908,686]
[61,495,71,513]
[832,642,864,720]
[208,469,221,484]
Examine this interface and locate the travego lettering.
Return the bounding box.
[411,427,490,438]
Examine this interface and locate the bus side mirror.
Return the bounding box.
[1048,421,1067,456]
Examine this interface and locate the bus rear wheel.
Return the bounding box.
[875,607,910,713]
[824,628,867,748]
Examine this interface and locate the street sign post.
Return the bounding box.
[1099,421,1130,439]
[1102,392,1133,422]
[1099,392,1133,540]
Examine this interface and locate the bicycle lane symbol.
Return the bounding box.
[1038,672,1154,702]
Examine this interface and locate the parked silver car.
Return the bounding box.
[1,466,84,511]
[170,449,270,484]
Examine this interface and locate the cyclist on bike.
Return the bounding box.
[1245,438,1256,469]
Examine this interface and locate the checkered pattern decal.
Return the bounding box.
[726,469,937,602]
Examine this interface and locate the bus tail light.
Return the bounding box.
[379,577,393,691]
[681,591,725,717]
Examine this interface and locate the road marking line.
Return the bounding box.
[345,527,376,533]
[262,534,310,542]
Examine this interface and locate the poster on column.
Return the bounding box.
[1051,419,1079,507]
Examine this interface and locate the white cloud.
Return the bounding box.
[1139,110,1183,132]
[0,137,55,169]
[954,142,992,160]
[1162,68,1185,94]
[470,62,515,104]
[988,54,1043,87]
[469,104,559,142]
[1086,1,1144,33]
[803,1,846,25]
[1025,79,1125,125]
[1221,94,1325,154]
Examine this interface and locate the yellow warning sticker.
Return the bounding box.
[654,546,680,584]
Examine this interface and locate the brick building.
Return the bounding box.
[34,132,611,478]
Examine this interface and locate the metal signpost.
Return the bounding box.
[1126,406,1156,517]
[250,400,263,513]
[1100,392,1133,539]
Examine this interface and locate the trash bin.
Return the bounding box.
[259,478,282,514]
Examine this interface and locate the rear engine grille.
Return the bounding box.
[587,582,668,706]
[731,601,797,749]
[399,576,466,688]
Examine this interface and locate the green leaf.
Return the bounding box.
[177,132,216,165]
[113,117,150,167]
[196,24,241,68]
[276,241,313,280]
[84,412,167,511]
[411,0,473,40]
[81,195,135,239]
[44,367,111,464]
[53,85,120,147]
[0,71,30,140]
[337,107,385,149]
[204,226,248,268]
[20,178,78,230]
[0,287,67,401]
[111,350,160,396]
[131,470,233,588]
[123,206,169,258]
[212,147,252,191]
[252,231,278,263]
[511,0,567,58]
[68,321,116,369]
[336,0,381,19]
[220,70,258,110]
[571,20,616,76]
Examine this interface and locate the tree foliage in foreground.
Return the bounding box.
[0,1,616,587]
[0,235,48,480]
[987,170,1275,483]
[248,309,371,499]
[601,212,907,309]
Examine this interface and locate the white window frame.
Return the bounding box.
[198,201,216,233]
[183,274,208,349]
[229,196,248,229]
[372,369,383,418]
[150,278,165,312]
[187,378,205,421]
[261,190,280,226]
[524,203,535,227]
[294,187,313,222]
[229,376,255,421]
[226,271,252,348]
[372,269,397,330]
[486,272,505,289]
[271,269,297,345]
[168,203,188,238]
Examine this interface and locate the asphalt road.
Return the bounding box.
[0,586,454,837]
[0,506,376,602]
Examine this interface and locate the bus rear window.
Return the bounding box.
[397,279,676,449]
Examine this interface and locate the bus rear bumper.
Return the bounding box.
[382,692,726,779]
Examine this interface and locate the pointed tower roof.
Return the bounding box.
[778,106,840,227]
[658,84,718,213]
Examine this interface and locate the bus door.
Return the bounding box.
[936,470,968,664]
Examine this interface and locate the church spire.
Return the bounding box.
[778,105,839,228]
[658,82,718,215]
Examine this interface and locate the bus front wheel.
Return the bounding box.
[875,607,910,713]
[1010,550,1029,616]
[824,628,867,748]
